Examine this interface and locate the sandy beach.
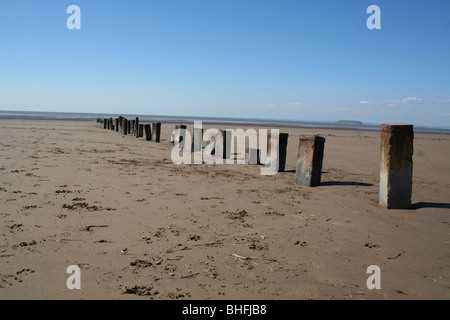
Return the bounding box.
[0,119,449,300]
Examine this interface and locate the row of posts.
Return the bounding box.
[99,117,161,142]
[97,118,414,210]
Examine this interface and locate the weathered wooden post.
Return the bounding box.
[144,124,151,141]
[246,148,261,165]
[379,124,414,209]
[138,124,144,138]
[173,125,187,148]
[135,117,139,138]
[118,116,123,131]
[211,130,231,160]
[151,123,161,142]
[122,118,128,135]
[278,133,289,172]
[295,135,326,187]
[115,118,119,132]
[131,120,135,135]
[191,127,204,153]
[103,119,107,129]
[267,132,289,172]
[266,132,288,171]
[221,130,231,160]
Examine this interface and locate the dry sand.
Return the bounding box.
[0,119,449,300]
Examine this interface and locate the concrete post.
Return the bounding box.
[144,124,151,141]
[151,122,161,142]
[379,124,414,209]
[295,135,326,187]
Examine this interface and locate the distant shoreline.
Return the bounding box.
[0,110,449,134]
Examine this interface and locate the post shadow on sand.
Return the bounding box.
[261,168,374,188]
[320,181,374,187]
[411,202,450,210]
[316,170,374,186]
[281,169,374,186]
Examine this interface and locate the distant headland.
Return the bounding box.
[336,120,364,125]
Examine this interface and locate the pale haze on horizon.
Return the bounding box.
[0,0,449,127]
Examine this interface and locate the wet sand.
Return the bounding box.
[0,119,449,300]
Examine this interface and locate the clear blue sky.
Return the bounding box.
[1,0,449,127]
